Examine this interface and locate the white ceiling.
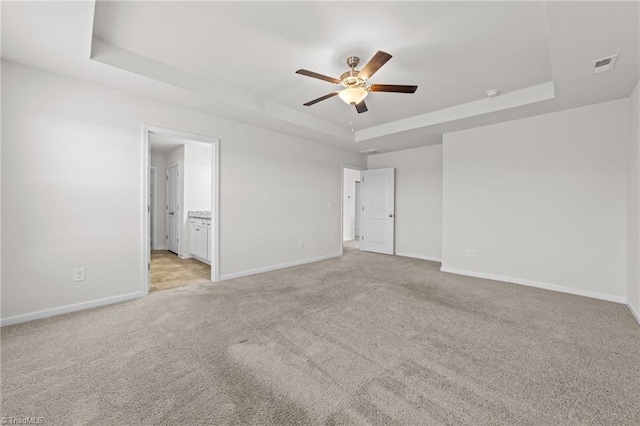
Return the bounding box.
[93,1,552,129]
[2,1,639,154]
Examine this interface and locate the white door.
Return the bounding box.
[355,181,361,237]
[166,164,180,254]
[361,168,395,255]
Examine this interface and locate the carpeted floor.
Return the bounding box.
[343,238,360,251]
[2,249,639,425]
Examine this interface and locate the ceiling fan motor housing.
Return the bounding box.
[346,56,361,68]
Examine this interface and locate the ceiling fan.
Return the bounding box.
[296,51,417,114]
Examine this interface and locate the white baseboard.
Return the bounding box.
[396,252,442,263]
[440,266,626,304]
[220,252,342,281]
[0,291,145,327]
[178,253,193,260]
[153,245,166,250]
[192,255,211,265]
[627,304,640,326]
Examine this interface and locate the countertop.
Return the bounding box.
[188,211,211,219]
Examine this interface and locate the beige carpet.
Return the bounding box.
[343,238,360,251]
[2,250,639,425]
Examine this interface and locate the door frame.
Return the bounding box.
[142,124,220,296]
[150,166,157,249]
[354,180,361,238]
[341,164,364,255]
[165,162,181,255]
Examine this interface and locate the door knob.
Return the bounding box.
[169,212,174,215]
[389,214,394,218]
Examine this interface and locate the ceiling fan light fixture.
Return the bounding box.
[297,51,417,112]
[338,87,369,105]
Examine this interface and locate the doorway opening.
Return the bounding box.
[341,164,363,254]
[143,125,220,295]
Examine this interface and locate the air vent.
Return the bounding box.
[590,54,618,74]
[359,148,383,155]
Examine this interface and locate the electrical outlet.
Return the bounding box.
[298,240,304,249]
[465,249,471,257]
[471,250,478,258]
[73,268,85,282]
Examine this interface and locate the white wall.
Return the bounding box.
[368,145,443,261]
[342,168,360,241]
[184,143,212,212]
[183,142,212,257]
[150,152,166,249]
[442,99,629,302]
[166,145,184,172]
[628,81,640,322]
[1,61,365,323]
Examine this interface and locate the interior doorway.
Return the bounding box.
[143,125,220,295]
[341,164,363,254]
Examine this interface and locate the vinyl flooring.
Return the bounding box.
[150,250,211,292]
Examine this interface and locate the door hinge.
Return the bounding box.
[148,263,151,271]
[177,238,179,243]
[165,235,168,239]
[362,235,365,240]
[166,175,168,180]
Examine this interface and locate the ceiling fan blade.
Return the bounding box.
[296,69,341,84]
[370,84,418,93]
[355,101,368,114]
[358,51,393,80]
[303,92,339,106]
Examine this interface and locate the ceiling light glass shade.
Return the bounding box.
[338,87,368,105]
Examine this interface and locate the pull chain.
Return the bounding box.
[350,103,357,133]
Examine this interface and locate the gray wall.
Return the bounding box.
[442,99,629,302]
[1,61,365,323]
[368,145,443,261]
